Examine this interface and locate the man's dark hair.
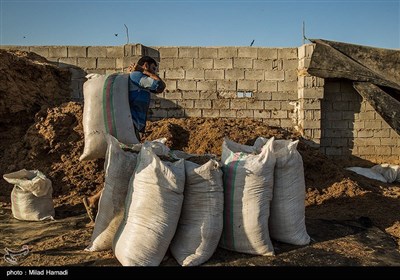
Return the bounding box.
[137,56,158,67]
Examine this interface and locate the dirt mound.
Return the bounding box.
[0,49,71,124]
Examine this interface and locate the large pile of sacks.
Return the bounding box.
[80,73,310,266]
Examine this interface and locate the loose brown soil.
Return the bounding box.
[0,50,399,267]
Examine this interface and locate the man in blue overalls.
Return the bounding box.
[128,56,166,141]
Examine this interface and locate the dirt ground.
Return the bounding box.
[0,50,399,268]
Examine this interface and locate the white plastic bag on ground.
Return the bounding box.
[113,142,185,266]
[170,157,224,266]
[219,137,276,256]
[371,164,398,183]
[86,135,139,251]
[346,167,387,183]
[80,73,139,161]
[3,169,54,221]
[269,139,310,246]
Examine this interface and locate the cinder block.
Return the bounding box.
[165,69,185,79]
[165,80,177,91]
[77,57,96,69]
[214,58,233,69]
[197,81,217,91]
[225,69,244,80]
[365,120,382,129]
[200,92,218,99]
[237,80,257,91]
[97,58,116,69]
[205,70,224,80]
[280,119,295,128]
[218,47,238,58]
[257,92,272,101]
[285,70,297,82]
[298,87,324,99]
[107,46,124,57]
[258,48,278,59]
[278,81,297,92]
[271,109,287,119]
[230,100,247,109]
[282,59,298,70]
[254,109,270,119]
[185,69,205,80]
[159,58,174,69]
[174,58,194,68]
[233,58,253,69]
[195,100,212,109]
[258,81,277,92]
[199,48,218,58]
[237,110,254,118]
[160,99,178,108]
[164,91,182,100]
[183,91,200,99]
[238,47,258,58]
[271,92,289,101]
[179,47,199,58]
[265,70,284,81]
[68,46,87,57]
[177,100,194,109]
[194,58,213,69]
[220,109,237,118]
[105,69,119,75]
[245,70,264,80]
[217,80,236,91]
[253,59,272,70]
[167,109,185,118]
[202,109,220,118]
[247,100,264,110]
[49,47,67,57]
[177,80,196,91]
[357,130,374,138]
[184,109,202,117]
[88,46,107,57]
[278,48,297,59]
[159,47,179,58]
[212,100,230,109]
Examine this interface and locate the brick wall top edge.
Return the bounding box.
[1,44,301,49]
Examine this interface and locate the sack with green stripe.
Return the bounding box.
[80,73,139,161]
[220,137,276,256]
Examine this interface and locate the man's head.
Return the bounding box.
[137,56,158,74]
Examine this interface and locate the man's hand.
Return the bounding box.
[128,63,144,72]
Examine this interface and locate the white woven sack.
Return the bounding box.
[371,164,398,183]
[80,73,139,161]
[269,139,310,246]
[346,167,387,183]
[170,158,224,266]
[113,142,185,266]
[219,137,276,256]
[86,134,139,251]
[3,169,54,221]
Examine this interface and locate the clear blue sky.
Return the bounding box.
[1,0,399,49]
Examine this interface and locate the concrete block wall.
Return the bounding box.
[144,46,298,127]
[297,44,324,147]
[322,79,400,164]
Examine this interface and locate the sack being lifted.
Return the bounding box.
[3,169,55,221]
[80,73,139,161]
